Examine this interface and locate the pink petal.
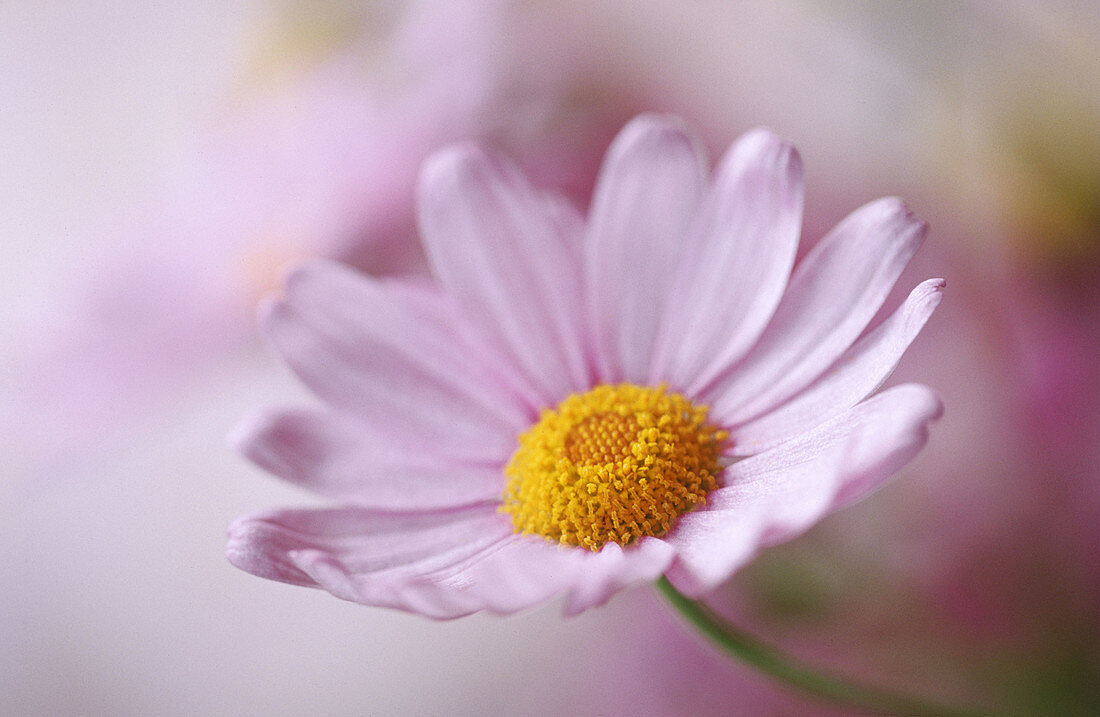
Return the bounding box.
[262,260,530,463]
[225,503,552,619]
[225,502,512,592]
[561,538,677,615]
[393,534,676,618]
[386,537,583,618]
[417,144,592,405]
[666,383,943,595]
[730,278,945,454]
[583,114,707,383]
[228,499,679,618]
[231,406,504,509]
[651,128,804,392]
[705,197,927,425]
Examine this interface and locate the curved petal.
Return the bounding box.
[228,499,681,619]
[418,144,592,405]
[231,406,504,509]
[651,128,803,392]
[730,278,945,454]
[706,198,927,426]
[385,536,583,618]
[392,534,677,618]
[225,502,512,595]
[262,260,531,463]
[584,114,707,383]
[665,384,943,595]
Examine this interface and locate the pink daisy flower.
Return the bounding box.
[227,114,944,619]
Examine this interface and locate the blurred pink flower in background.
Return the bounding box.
[4,0,639,475]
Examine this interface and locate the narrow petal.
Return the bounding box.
[652,128,804,392]
[231,407,504,509]
[706,197,927,425]
[730,278,945,454]
[584,114,707,383]
[262,260,530,463]
[666,384,942,595]
[418,144,591,404]
[225,502,512,595]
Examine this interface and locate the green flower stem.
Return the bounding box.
[656,577,984,716]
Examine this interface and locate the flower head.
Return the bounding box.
[227,114,944,618]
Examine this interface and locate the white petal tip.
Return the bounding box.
[739,127,799,159]
[869,196,928,230]
[892,382,945,423]
[227,406,298,464]
[613,113,699,152]
[740,125,791,147]
[720,126,803,192]
[912,277,947,306]
[418,141,496,196]
[280,258,353,296]
[226,410,263,455]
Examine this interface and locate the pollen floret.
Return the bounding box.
[502,384,727,551]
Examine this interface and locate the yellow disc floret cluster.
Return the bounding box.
[501,384,727,551]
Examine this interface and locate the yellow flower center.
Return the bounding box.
[501,384,727,551]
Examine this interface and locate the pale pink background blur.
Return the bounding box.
[3,2,1098,715]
